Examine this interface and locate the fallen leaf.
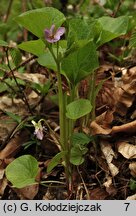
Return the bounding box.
[103,176,117,196]
[115,74,136,116]
[90,110,113,135]
[112,120,136,135]
[15,183,39,200]
[0,115,17,143]
[88,187,109,200]
[0,130,29,159]
[14,72,46,84]
[103,176,112,188]
[101,141,116,163]
[0,178,8,196]
[129,162,136,177]
[90,121,110,135]
[126,194,136,200]
[101,141,119,177]
[0,169,5,180]
[117,142,136,159]
[122,66,136,84]
[108,163,119,177]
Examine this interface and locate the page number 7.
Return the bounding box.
[124,203,130,211]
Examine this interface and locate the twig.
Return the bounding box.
[77,167,90,200]
[5,48,33,115]
[2,55,36,80]
[3,0,14,23]
[112,0,125,17]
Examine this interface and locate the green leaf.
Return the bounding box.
[0,63,10,72]
[9,48,22,67]
[94,79,106,98]
[129,178,136,190]
[61,41,99,85]
[0,82,8,93]
[71,132,92,146]
[0,39,8,47]
[68,18,92,41]
[97,16,129,47]
[47,151,66,173]
[31,81,50,95]
[18,39,45,56]
[129,30,136,48]
[70,145,88,165]
[37,51,57,71]
[5,155,39,188]
[5,111,22,123]
[66,99,92,120]
[15,7,66,39]
[67,18,100,46]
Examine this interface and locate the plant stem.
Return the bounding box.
[49,44,71,189]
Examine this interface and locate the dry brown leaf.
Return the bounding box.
[0,130,29,159]
[126,194,136,200]
[101,141,119,177]
[14,72,46,84]
[117,142,136,159]
[101,141,116,163]
[0,91,40,116]
[0,96,27,115]
[108,163,119,177]
[131,110,136,120]
[115,69,136,116]
[129,162,136,177]
[15,184,39,200]
[88,187,109,200]
[103,176,112,188]
[122,66,136,84]
[103,176,117,196]
[0,169,5,180]
[90,121,111,135]
[112,120,136,135]
[0,115,17,143]
[0,178,8,196]
[90,111,113,135]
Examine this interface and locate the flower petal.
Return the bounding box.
[50,24,55,34]
[54,27,65,40]
[34,128,43,140]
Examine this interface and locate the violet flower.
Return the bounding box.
[44,24,65,43]
[32,120,44,140]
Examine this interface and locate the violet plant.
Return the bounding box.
[5,7,129,191]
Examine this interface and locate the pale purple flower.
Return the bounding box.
[32,120,44,140]
[34,128,44,140]
[44,24,65,43]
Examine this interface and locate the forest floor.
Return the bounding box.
[0,48,136,200]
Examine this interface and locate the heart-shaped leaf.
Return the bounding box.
[70,145,88,165]
[18,39,45,56]
[97,16,129,47]
[37,51,57,71]
[15,7,66,39]
[61,41,98,85]
[66,99,92,120]
[71,132,92,146]
[5,155,39,188]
